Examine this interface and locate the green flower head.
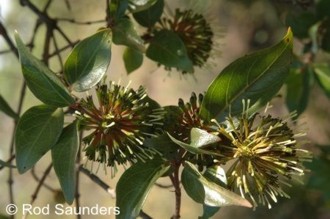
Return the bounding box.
[159,9,214,69]
[74,81,163,171]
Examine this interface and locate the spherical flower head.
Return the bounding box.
[166,92,206,142]
[158,9,214,73]
[165,92,214,168]
[216,111,311,208]
[74,82,163,169]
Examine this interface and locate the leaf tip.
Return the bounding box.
[284,27,293,44]
[14,31,22,45]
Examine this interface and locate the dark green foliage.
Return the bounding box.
[15,105,64,173]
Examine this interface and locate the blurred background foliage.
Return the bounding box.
[0,0,330,218]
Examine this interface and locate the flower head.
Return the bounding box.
[159,9,214,70]
[165,92,208,142]
[164,93,215,168]
[74,81,163,170]
[215,111,311,208]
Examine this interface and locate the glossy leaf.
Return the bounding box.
[200,28,293,121]
[133,0,164,27]
[314,63,330,97]
[109,0,129,20]
[199,166,228,218]
[144,134,179,160]
[51,121,79,204]
[128,0,158,13]
[182,162,252,208]
[146,29,194,73]
[15,105,64,173]
[15,33,74,107]
[199,205,220,219]
[64,29,112,92]
[0,95,18,120]
[190,128,221,148]
[123,47,143,74]
[204,165,227,187]
[116,158,170,219]
[168,132,221,157]
[0,159,16,168]
[113,18,145,53]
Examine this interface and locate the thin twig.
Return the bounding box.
[57,18,105,25]
[31,167,56,192]
[0,155,15,171]
[0,22,18,57]
[30,164,53,205]
[21,164,53,219]
[42,26,53,64]
[48,40,79,58]
[0,49,12,55]
[0,21,20,219]
[51,32,64,71]
[79,165,116,198]
[43,0,53,12]
[19,0,56,27]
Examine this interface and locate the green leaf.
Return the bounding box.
[51,121,79,204]
[190,128,221,148]
[199,166,228,219]
[203,165,227,187]
[0,95,18,120]
[113,18,145,53]
[199,205,220,219]
[144,134,179,160]
[285,66,313,117]
[128,0,158,13]
[314,63,330,97]
[146,29,194,73]
[0,159,16,168]
[116,158,170,219]
[182,162,252,208]
[15,33,75,107]
[133,0,164,27]
[15,105,64,173]
[64,29,112,92]
[200,28,293,121]
[168,132,221,157]
[168,128,221,157]
[123,47,143,74]
[109,0,129,20]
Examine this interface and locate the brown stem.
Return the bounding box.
[170,163,182,219]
